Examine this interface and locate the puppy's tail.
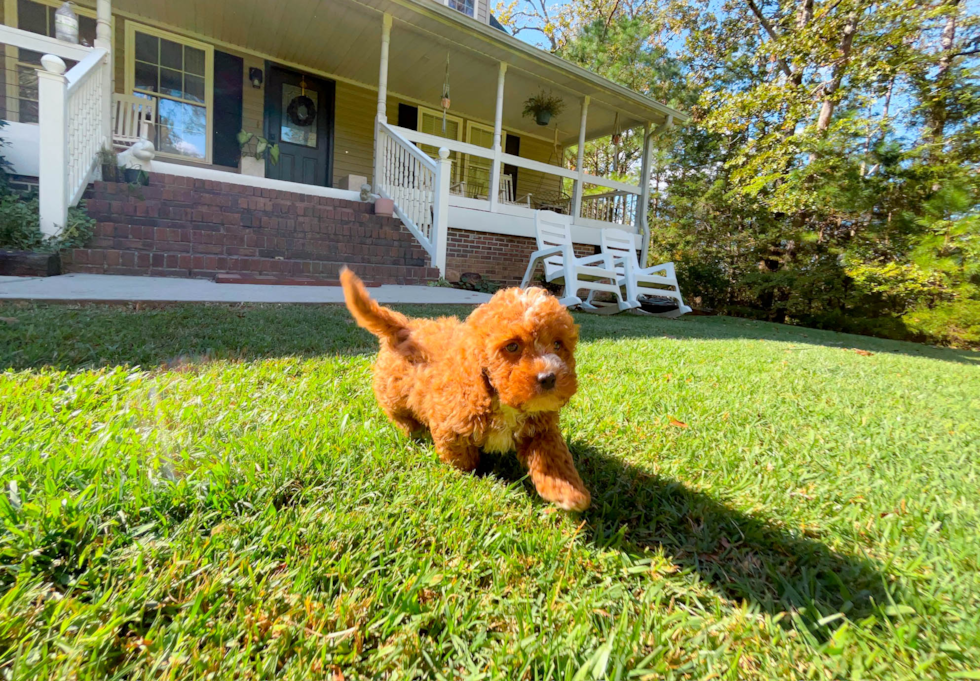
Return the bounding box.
[341,268,417,355]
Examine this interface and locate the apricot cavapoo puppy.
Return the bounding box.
[341,268,590,511]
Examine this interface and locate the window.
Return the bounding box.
[418,106,463,185]
[464,121,494,199]
[126,24,213,163]
[448,0,475,17]
[6,0,98,122]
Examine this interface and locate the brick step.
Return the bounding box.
[67,173,439,286]
[86,180,373,214]
[86,224,429,266]
[63,249,438,285]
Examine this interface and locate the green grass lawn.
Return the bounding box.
[1,302,978,680]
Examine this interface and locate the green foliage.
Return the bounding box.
[237,129,281,165]
[904,299,980,348]
[504,0,980,347]
[1,303,979,678]
[521,90,566,119]
[0,193,45,251]
[0,192,95,253]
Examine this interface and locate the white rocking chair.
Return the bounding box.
[112,94,155,149]
[588,228,692,317]
[520,211,640,313]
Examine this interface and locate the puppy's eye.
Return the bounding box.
[554,340,563,351]
[505,342,520,353]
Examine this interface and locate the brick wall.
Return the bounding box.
[445,228,597,286]
[62,173,440,285]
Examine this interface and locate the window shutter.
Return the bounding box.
[212,50,244,168]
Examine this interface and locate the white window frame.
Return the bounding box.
[446,0,475,18]
[463,120,495,199]
[418,105,463,184]
[124,22,214,164]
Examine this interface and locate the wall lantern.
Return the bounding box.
[249,67,264,89]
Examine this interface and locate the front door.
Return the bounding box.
[264,65,334,186]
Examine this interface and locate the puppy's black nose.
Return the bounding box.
[538,372,556,390]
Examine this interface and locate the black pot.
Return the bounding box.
[535,110,552,126]
[101,164,120,183]
[123,168,149,186]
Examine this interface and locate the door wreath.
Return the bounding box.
[287,94,317,127]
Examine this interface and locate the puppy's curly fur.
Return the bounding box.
[341,268,590,511]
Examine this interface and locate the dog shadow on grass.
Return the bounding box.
[478,441,895,630]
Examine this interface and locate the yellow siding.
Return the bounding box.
[113,15,125,93]
[241,54,264,138]
[332,80,376,186]
[513,135,564,202]
[43,9,565,191]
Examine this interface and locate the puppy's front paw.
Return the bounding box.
[537,478,591,512]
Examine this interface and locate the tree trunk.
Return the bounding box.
[817,12,858,132]
[929,0,960,143]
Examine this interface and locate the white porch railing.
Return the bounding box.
[0,25,108,237]
[37,49,110,236]
[580,190,638,228]
[387,125,644,232]
[374,119,452,272]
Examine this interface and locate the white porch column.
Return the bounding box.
[95,0,111,48]
[38,56,68,237]
[373,13,393,193]
[488,62,507,213]
[432,148,453,275]
[95,0,112,151]
[639,116,672,267]
[570,95,589,221]
[376,13,392,123]
[637,122,653,266]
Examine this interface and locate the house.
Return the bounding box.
[0,0,686,285]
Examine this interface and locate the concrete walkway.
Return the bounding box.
[0,274,492,305]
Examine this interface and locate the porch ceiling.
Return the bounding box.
[107,0,686,145]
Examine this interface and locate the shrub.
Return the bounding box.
[0,192,95,252]
[904,299,980,348]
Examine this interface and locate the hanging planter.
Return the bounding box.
[523,91,565,127]
[440,53,452,133]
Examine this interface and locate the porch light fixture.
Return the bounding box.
[249,67,264,88]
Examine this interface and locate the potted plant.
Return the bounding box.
[237,130,280,177]
[123,165,149,186]
[523,91,565,126]
[97,146,121,183]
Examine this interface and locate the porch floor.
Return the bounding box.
[0,274,492,305]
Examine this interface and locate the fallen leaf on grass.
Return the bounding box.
[852,349,874,356]
[0,317,19,325]
[668,418,688,429]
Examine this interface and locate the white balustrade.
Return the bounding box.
[36,48,109,236]
[580,190,639,228]
[387,124,644,231]
[375,120,452,272]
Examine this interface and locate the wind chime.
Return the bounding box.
[440,53,451,134]
[611,112,622,172]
